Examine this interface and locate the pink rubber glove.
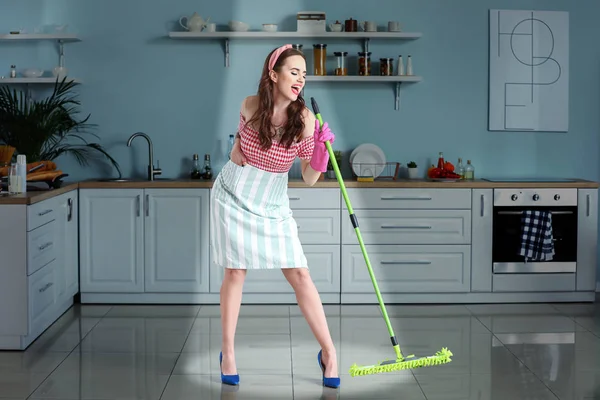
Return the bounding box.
[310,119,335,173]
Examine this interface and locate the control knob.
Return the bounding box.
[511,194,518,201]
[533,194,540,201]
[554,194,560,201]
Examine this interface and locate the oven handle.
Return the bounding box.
[496,211,573,215]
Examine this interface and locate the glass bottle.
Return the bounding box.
[202,153,213,180]
[313,44,327,76]
[334,51,348,76]
[406,55,413,75]
[397,55,404,76]
[358,51,371,76]
[464,160,475,180]
[456,158,465,179]
[437,152,445,169]
[379,58,393,76]
[190,154,201,179]
[10,65,16,78]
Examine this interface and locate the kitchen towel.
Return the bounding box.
[519,210,555,262]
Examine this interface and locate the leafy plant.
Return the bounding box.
[407,161,417,168]
[0,78,121,176]
[327,150,342,171]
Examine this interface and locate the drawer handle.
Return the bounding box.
[381,196,432,201]
[289,197,300,200]
[37,209,53,216]
[39,282,53,293]
[38,241,53,251]
[380,225,432,229]
[380,260,432,265]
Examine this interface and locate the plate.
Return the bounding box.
[351,143,386,178]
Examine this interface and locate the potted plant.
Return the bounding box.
[326,150,342,179]
[407,161,419,179]
[0,78,121,178]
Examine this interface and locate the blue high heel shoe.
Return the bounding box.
[318,350,340,388]
[219,352,240,386]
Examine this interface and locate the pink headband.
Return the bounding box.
[268,44,292,71]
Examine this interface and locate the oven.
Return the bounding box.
[492,188,578,274]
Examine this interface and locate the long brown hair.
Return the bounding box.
[245,47,306,150]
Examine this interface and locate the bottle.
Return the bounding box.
[406,55,413,75]
[10,65,16,78]
[437,152,445,169]
[397,55,404,76]
[202,153,212,180]
[228,134,235,159]
[464,160,475,180]
[190,154,201,179]
[456,158,465,179]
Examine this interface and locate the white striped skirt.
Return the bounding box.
[210,160,308,270]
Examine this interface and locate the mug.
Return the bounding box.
[205,23,216,32]
[362,21,377,32]
[388,21,401,31]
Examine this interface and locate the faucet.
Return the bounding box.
[127,132,162,181]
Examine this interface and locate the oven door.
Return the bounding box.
[492,206,577,273]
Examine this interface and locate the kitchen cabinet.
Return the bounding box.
[78,188,209,298]
[470,189,493,292]
[0,189,78,350]
[576,189,598,291]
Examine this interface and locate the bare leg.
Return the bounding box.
[220,268,247,375]
[282,268,338,378]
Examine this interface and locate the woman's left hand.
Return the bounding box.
[310,119,335,172]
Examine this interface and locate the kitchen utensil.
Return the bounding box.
[229,20,249,31]
[180,12,210,32]
[329,20,343,31]
[361,21,377,32]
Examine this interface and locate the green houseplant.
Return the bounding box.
[407,160,419,179]
[0,78,121,176]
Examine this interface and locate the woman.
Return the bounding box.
[210,44,340,389]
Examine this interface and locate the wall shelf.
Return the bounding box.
[0,77,82,84]
[0,33,80,42]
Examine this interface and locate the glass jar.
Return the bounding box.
[291,44,303,51]
[358,51,371,76]
[333,51,348,76]
[380,57,394,76]
[313,44,327,76]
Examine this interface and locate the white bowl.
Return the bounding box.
[262,23,278,32]
[22,68,43,78]
[229,20,249,31]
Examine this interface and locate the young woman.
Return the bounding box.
[210,44,340,389]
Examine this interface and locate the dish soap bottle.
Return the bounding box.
[202,153,213,180]
[456,158,465,179]
[437,152,445,169]
[190,154,201,179]
[464,160,475,180]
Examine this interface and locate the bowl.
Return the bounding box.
[22,68,43,78]
[262,23,278,32]
[229,20,249,31]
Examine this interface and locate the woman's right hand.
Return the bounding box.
[230,141,247,166]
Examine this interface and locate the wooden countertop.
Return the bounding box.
[1,178,598,205]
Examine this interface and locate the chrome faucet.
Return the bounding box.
[127,132,162,181]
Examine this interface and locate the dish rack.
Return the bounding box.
[351,162,401,181]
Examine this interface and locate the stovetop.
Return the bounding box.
[482,178,578,182]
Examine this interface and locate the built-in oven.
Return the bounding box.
[492,188,578,274]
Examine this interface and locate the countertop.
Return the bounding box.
[1,178,598,205]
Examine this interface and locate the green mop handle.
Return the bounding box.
[310,97,402,360]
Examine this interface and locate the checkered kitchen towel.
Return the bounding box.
[519,210,555,261]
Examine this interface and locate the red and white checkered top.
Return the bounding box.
[238,112,314,173]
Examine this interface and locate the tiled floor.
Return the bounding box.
[1,301,599,399]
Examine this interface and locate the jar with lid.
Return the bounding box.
[313,44,327,76]
[291,44,303,51]
[358,51,371,76]
[10,65,16,78]
[333,51,348,76]
[190,154,201,179]
[380,58,393,76]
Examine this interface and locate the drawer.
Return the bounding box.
[342,244,471,293]
[294,210,340,244]
[288,188,340,209]
[28,261,56,334]
[27,221,57,276]
[342,188,471,210]
[27,198,57,231]
[342,210,471,245]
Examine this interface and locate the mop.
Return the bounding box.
[310,97,453,377]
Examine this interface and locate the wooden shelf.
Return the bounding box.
[0,77,82,84]
[0,33,80,42]
[305,75,422,82]
[168,31,421,39]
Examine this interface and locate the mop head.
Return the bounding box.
[348,347,453,377]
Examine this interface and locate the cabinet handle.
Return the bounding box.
[380,260,432,265]
[481,194,485,217]
[145,194,149,216]
[381,196,432,201]
[38,209,53,216]
[587,194,590,217]
[38,241,52,251]
[38,282,53,293]
[67,198,73,221]
[289,197,300,200]
[136,195,140,217]
[380,225,432,229]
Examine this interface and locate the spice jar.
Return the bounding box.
[313,44,327,76]
[380,58,394,76]
[334,51,348,76]
[358,52,371,76]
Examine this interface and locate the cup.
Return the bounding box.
[388,21,401,31]
[8,163,19,194]
[362,21,377,32]
[205,23,216,32]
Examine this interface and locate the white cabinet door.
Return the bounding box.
[79,189,144,293]
[471,189,493,292]
[144,189,209,293]
[577,189,598,291]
